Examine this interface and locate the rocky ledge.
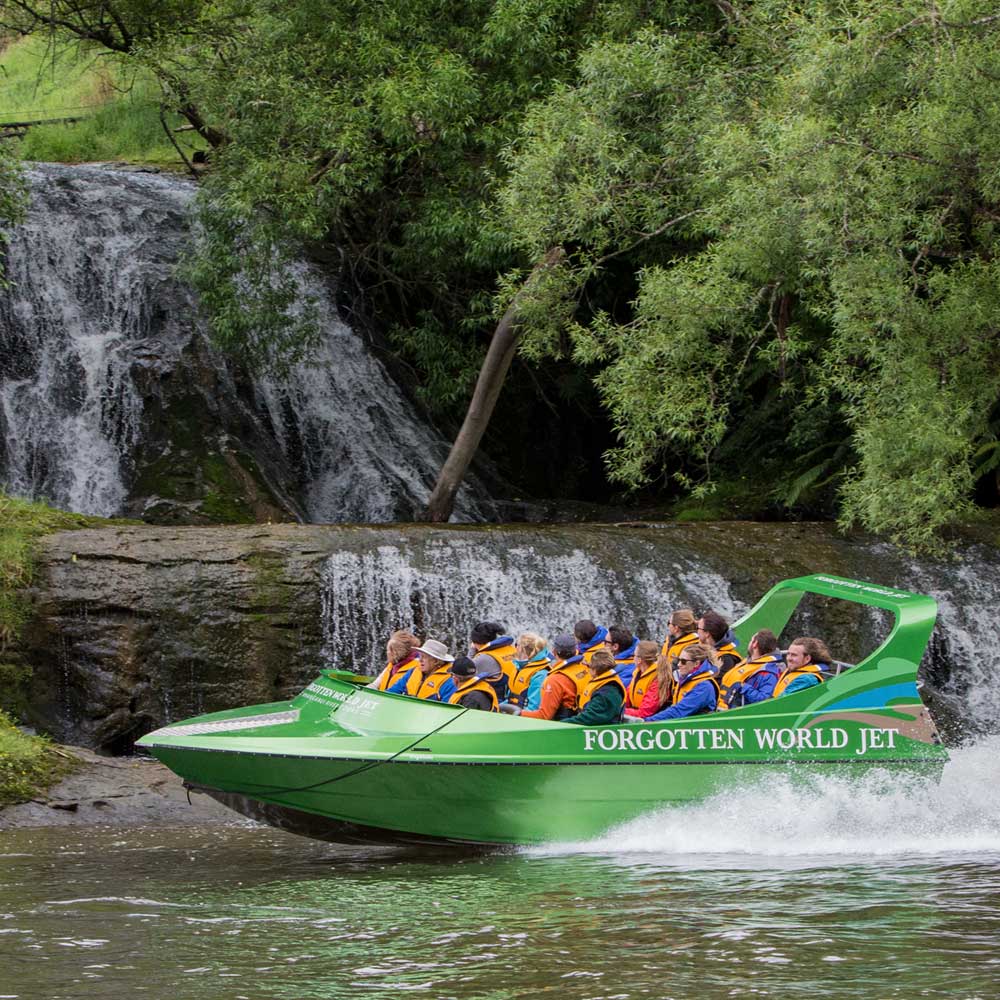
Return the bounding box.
[0,747,238,829]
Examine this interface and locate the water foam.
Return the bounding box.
[529,737,1000,861]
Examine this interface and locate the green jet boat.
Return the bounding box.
[137,573,947,845]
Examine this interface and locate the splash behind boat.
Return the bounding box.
[137,574,946,845]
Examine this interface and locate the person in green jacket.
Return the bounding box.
[565,650,626,726]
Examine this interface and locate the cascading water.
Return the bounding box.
[0,165,189,513]
[320,528,747,671]
[0,163,485,521]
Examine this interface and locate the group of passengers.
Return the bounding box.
[370,614,833,726]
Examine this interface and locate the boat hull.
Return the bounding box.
[163,745,944,845]
[137,575,950,845]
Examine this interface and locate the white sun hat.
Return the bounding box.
[414,638,454,662]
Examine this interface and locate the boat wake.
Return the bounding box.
[528,736,1000,861]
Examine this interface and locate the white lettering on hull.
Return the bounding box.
[582,725,900,756]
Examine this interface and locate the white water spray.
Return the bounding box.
[531,737,1000,861]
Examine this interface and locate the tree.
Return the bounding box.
[498,0,1000,547]
[0,0,228,146]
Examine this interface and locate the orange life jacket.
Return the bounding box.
[447,676,499,711]
[625,661,658,710]
[578,669,628,710]
[718,654,782,709]
[660,631,698,663]
[405,664,453,700]
[507,655,550,706]
[372,653,419,692]
[475,638,518,685]
[774,663,825,697]
[549,655,591,700]
[579,639,609,665]
[714,641,741,673]
[672,664,721,707]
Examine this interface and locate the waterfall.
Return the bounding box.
[0,164,189,514]
[317,524,1000,734]
[0,163,484,522]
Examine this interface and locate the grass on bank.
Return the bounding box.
[0,710,76,806]
[0,34,205,165]
[0,493,104,805]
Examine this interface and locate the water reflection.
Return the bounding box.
[3,740,1000,999]
[2,825,999,1000]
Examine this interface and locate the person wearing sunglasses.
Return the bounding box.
[628,642,720,722]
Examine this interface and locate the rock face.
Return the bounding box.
[16,521,1000,750]
[0,746,238,829]
[22,525,332,751]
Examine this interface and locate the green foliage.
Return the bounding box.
[499,0,1000,547]
[0,35,205,164]
[0,113,27,285]
[0,492,105,647]
[0,709,75,806]
[12,0,1000,545]
[177,0,716,403]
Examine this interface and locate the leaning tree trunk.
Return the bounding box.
[423,247,564,523]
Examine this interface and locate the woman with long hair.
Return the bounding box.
[631,641,720,722]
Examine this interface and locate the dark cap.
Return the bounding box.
[471,621,504,645]
[450,655,477,677]
[552,633,577,659]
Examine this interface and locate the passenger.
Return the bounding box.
[443,656,499,711]
[574,619,609,664]
[622,640,661,716]
[470,622,518,702]
[696,611,741,673]
[717,629,783,709]
[659,609,699,666]
[607,625,639,684]
[630,642,720,721]
[386,638,454,700]
[507,632,551,711]
[774,637,831,697]
[565,650,627,726]
[507,634,587,720]
[371,630,421,691]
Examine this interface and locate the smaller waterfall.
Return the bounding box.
[320,527,747,672]
[0,165,192,514]
[252,268,479,523]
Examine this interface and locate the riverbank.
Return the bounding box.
[0,743,236,829]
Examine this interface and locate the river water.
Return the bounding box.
[1,740,998,1000]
